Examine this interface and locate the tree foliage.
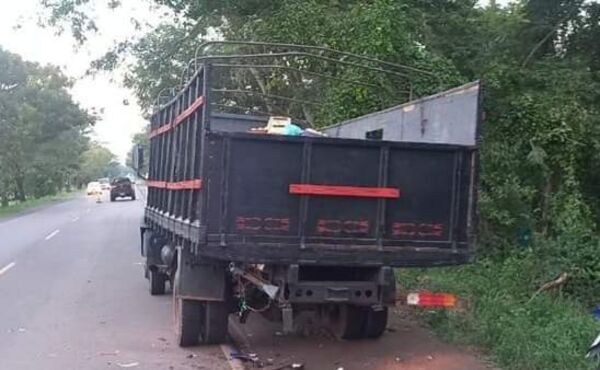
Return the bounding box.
[39,0,600,301]
[0,48,114,205]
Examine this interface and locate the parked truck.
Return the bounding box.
[137,42,481,346]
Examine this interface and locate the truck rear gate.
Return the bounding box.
[198,130,474,266]
[138,42,481,346]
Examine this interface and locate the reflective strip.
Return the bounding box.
[289,184,400,198]
[147,180,202,190]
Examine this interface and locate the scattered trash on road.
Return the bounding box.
[117,362,139,368]
[99,350,120,356]
[264,363,305,370]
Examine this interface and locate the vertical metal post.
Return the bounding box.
[298,141,312,249]
[198,63,212,227]
[375,145,390,249]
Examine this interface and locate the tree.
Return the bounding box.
[78,142,116,183]
[0,47,96,203]
[38,0,600,297]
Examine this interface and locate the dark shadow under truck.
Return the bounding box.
[136,42,482,346]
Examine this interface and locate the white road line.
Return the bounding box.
[219,344,246,370]
[72,216,80,222]
[44,229,60,241]
[0,262,16,276]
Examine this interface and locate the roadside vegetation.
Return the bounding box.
[0,49,120,208]
[0,190,80,219]
[37,0,600,369]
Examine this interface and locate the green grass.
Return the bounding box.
[0,190,81,219]
[396,252,599,370]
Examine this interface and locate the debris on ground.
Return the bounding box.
[264,363,305,370]
[116,362,140,368]
[230,351,260,365]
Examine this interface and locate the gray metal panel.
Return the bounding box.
[323,81,480,146]
[209,112,269,133]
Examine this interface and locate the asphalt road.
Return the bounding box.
[0,189,493,370]
[0,191,229,370]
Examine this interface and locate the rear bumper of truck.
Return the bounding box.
[199,242,471,268]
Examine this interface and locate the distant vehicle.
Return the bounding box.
[110,177,136,201]
[86,181,102,195]
[98,177,111,190]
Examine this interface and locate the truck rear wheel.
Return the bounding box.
[330,304,366,340]
[200,302,229,344]
[174,296,202,347]
[364,306,388,338]
[173,267,201,346]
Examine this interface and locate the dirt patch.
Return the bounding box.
[228,307,496,370]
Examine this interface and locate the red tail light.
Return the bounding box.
[406,292,457,308]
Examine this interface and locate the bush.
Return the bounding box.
[396,251,600,370]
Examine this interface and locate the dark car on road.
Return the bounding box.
[110,177,136,201]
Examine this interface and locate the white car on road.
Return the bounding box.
[86,181,102,195]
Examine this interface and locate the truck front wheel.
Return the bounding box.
[149,269,166,295]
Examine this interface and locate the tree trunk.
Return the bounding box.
[540,176,552,236]
[15,175,26,202]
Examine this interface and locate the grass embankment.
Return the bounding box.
[397,251,599,370]
[0,190,81,219]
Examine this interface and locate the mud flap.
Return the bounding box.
[174,245,227,301]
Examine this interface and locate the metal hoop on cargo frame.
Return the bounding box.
[162,41,444,117]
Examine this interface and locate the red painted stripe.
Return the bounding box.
[148,180,202,190]
[149,123,172,139]
[147,181,167,189]
[149,96,204,138]
[174,96,204,126]
[289,184,400,198]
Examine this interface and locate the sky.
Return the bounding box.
[0,0,510,162]
[0,0,164,162]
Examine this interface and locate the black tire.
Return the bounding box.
[174,297,202,347]
[110,196,115,202]
[131,194,136,201]
[200,302,229,344]
[364,307,388,338]
[149,269,166,295]
[330,305,367,340]
[141,229,152,257]
[173,268,202,347]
